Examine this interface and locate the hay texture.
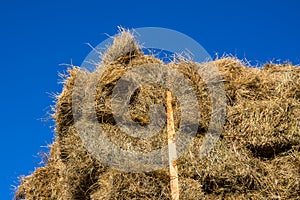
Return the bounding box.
[15,29,300,200]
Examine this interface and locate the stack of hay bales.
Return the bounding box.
[15,30,300,199]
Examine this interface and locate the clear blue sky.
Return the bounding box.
[1,0,300,199]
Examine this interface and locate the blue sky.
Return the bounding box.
[1,0,300,199]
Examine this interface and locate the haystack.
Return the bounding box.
[15,29,300,200]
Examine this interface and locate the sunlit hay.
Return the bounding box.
[15,29,300,200]
[101,27,142,66]
[226,99,299,158]
[15,141,69,200]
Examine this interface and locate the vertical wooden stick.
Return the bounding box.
[166,90,180,200]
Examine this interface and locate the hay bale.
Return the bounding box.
[15,29,300,200]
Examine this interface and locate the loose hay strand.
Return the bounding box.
[166,89,180,200]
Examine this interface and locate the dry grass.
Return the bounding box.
[15,29,300,200]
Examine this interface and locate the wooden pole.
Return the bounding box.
[166,90,180,200]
